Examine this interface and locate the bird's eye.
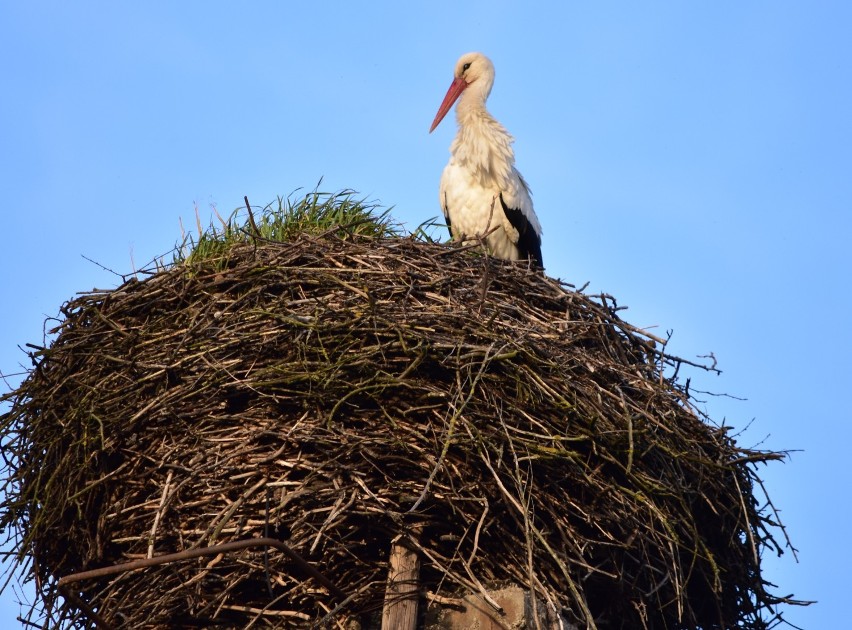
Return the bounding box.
[462,62,471,72]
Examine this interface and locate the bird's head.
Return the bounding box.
[429,52,495,133]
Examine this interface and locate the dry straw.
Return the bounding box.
[0,192,802,628]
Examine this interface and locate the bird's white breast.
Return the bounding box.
[440,159,535,261]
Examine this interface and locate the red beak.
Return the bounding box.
[429,77,468,133]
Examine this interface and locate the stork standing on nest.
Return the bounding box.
[430,52,543,268]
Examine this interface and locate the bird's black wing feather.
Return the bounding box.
[499,194,543,268]
[442,191,453,239]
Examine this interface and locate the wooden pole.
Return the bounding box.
[381,537,420,630]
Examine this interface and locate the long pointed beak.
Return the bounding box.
[429,77,467,133]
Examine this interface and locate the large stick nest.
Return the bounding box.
[1,228,794,628]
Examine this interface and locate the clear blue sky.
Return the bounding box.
[2,1,849,627]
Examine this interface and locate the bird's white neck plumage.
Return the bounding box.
[450,86,517,190]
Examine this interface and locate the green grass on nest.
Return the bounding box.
[172,187,420,269]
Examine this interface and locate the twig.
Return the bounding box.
[147,469,173,559]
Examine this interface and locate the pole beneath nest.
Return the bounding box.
[381,536,421,630]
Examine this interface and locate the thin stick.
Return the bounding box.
[147,469,173,559]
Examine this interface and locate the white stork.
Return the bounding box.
[430,52,543,268]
